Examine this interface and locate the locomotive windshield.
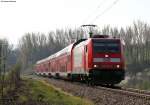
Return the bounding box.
[93,40,120,53]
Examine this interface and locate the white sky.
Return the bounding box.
[0,0,150,45]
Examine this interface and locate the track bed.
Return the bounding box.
[30,75,150,105]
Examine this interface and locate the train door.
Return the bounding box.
[85,45,88,71]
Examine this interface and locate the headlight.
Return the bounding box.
[94,65,98,67]
[116,65,120,68]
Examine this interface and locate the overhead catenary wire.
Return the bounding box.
[90,0,120,24]
[82,0,108,24]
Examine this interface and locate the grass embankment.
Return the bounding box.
[17,78,93,105]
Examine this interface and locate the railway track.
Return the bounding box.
[29,75,150,105]
[71,81,150,100]
[33,75,150,99]
[95,86,150,100]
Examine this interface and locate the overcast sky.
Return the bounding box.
[0,0,150,45]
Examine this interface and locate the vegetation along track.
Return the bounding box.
[30,75,150,105]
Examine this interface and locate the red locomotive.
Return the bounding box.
[34,34,125,85]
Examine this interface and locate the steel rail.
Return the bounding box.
[95,86,150,100]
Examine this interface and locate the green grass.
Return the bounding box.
[17,78,93,105]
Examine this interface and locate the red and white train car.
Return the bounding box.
[34,35,125,85]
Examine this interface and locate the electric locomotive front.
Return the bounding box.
[88,35,125,85]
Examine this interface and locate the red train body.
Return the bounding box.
[34,35,125,85]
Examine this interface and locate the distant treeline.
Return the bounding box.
[1,20,150,75]
[18,28,84,69]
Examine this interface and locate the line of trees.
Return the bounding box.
[18,29,84,69]
[17,21,150,75]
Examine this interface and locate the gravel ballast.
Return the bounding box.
[30,75,150,105]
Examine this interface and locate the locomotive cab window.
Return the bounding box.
[93,40,120,53]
